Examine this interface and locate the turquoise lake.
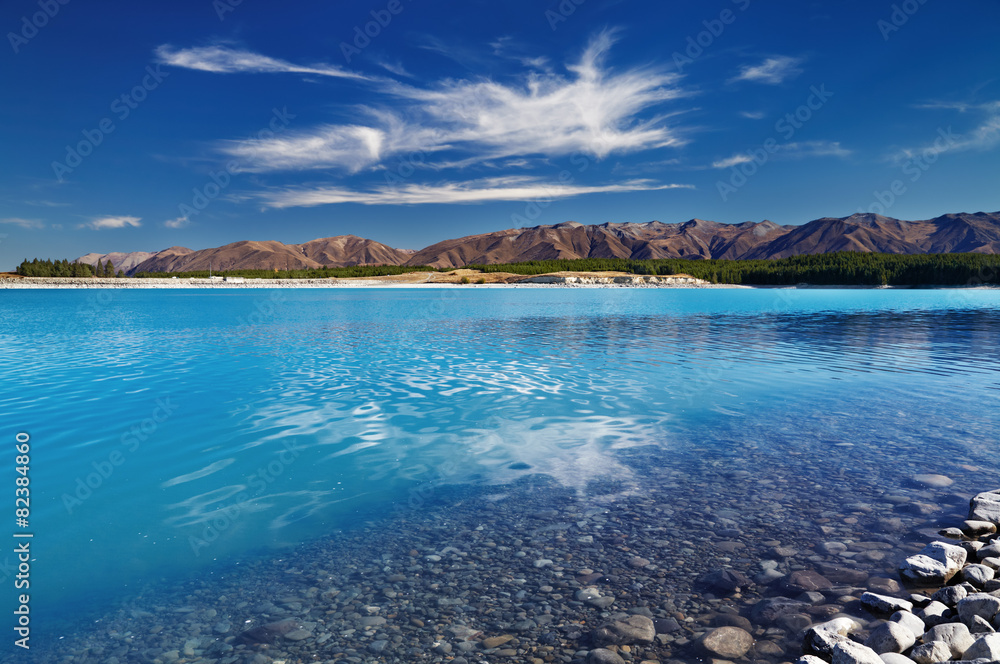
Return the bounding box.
[2,287,999,662]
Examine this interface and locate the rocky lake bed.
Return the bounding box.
[22,439,1000,664]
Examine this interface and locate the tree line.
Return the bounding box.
[132,264,438,279]
[466,252,1000,286]
[15,252,1000,285]
[15,258,122,278]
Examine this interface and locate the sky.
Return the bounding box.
[1,0,999,268]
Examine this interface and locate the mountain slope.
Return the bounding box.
[79,211,1000,274]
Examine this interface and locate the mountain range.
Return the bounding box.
[77,211,1000,275]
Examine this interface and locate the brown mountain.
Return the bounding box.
[297,235,411,267]
[77,250,161,273]
[402,218,793,268]
[128,237,407,274]
[81,211,1000,275]
[742,212,1000,259]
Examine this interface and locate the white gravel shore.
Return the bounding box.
[0,277,745,289]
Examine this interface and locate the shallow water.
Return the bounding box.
[1,287,999,661]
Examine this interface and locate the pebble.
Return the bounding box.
[699,625,752,658]
[482,635,514,649]
[912,474,953,488]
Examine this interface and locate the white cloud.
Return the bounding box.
[0,217,44,229]
[893,101,1000,162]
[730,56,804,85]
[218,31,687,173]
[80,215,141,230]
[711,154,754,169]
[155,44,367,80]
[712,141,850,168]
[257,176,692,208]
[782,141,851,158]
[740,111,766,120]
[164,216,190,229]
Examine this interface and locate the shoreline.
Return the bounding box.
[1,277,998,290]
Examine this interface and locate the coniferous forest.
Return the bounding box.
[11,252,1000,286]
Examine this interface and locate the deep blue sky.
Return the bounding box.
[2,0,998,267]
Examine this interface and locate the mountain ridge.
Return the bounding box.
[75,211,1000,275]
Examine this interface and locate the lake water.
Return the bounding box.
[2,287,999,663]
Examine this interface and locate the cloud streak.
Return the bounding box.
[712,140,850,168]
[155,44,368,80]
[0,217,44,229]
[893,101,1000,161]
[257,177,691,208]
[730,56,803,85]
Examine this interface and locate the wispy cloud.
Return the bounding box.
[711,154,754,169]
[730,56,804,85]
[257,177,691,208]
[0,217,44,229]
[80,215,141,230]
[155,44,368,80]
[782,141,851,158]
[218,31,687,173]
[712,140,850,168]
[893,100,1000,161]
[24,200,70,207]
[740,111,766,120]
[164,216,190,229]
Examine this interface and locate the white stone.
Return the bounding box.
[964,520,998,537]
[832,639,884,664]
[805,618,862,655]
[963,632,1000,661]
[925,622,975,658]
[900,541,968,585]
[913,473,953,487]
[919,600,953,628]
[958,593,1000,626]
[978,539,1000,561]
[862,592,914,614]
[865,621,916,654]
[970,614,995,634]
[879,654,917,664]
[909,640,952,664]
[970,490,1000,525]
[890,610,925,640]
[964,564,996,587]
